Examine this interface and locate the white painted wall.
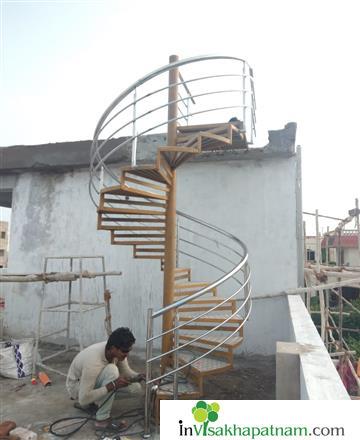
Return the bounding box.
[344,248,360,266]
[5,153,300,354]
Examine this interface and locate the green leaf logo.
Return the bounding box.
[191,401,220,435]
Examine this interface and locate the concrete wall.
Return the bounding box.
[3,145,301,354]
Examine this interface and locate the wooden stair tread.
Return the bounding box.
[179,333,244,349]
[101,184,167,200]
[99,207,165,215]
[156,379,200,396]
[123,175,169,192]
[179,312,241,324]
[121,165,169,184]
[179,352,231,374]
[177,123,230,133]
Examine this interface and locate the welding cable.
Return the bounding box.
[49,390,116,437]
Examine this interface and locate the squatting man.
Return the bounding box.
[66,327,145,430]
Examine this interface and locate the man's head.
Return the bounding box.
[106,327,136,361]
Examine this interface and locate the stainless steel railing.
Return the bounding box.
[89,55,256,206]
[89,56,254,437]
[143,211,251,436]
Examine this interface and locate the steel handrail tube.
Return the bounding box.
[91,103,244,177]
[179,250,245,285]
[178,224,244,258]
[146,297,252,385]
[148,269,251,344]
[93,87,244,162]
[152,253,248,319]
[94,73,246,141]
[147,285,251,363]
[92,55,251,138]
[179,238,238,266]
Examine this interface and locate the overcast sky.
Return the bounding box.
[0,0,359,232]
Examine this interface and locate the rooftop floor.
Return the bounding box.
[1,347,275,439]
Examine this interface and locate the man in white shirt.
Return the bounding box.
[66,327,145,429]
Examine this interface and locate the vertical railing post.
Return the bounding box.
[65,257,73,351]
[356,198,360,254]
[315,209,321,273]
[173,310,179,400]
[131,88,138,167]
[186,98,190,125]
[162,54,179,371]
[244,263,251,316]
[79,258,84,351]
[242,62,246,138]
[100,166,104,189]
[32,257,48,378]
[144,308,153,438]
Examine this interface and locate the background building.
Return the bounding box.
[0,221,9,268]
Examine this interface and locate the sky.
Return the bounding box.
[0,0,359,233]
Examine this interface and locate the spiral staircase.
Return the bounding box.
[90,55,255,435]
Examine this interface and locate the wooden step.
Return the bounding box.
[134,255,164,259]
[111,239,165,246]
[100,217,166,223]
[134,248,165,253]
[113,226,165,231]
[100,184,167,201]
[99,207,165,216]
[178,303,233,313]
[103,199,166,208]
[122,174,169,193]
[112,233,165,238]
[174,282,216,297]
[134,244,165,259]
[111,231,165,245]
[177,122,248,150]
[179,333,243,349]
[178,352,232,376]
[178,311,241,324]
[174,268,191,282]
[121,165,171,185]
[155,379,200,398]
[177,123,231,133]
[158,146,199,169]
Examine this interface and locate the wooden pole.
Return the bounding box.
[0,271,122,283]
[303,221,307,265]
[315,209,321,273]
[356,198,360,254]
[162,55,179,370]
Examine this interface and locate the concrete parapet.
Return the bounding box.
[283,295,350,400]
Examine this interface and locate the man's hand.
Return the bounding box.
[136,373,146,382]
[128,373,146,383]
[114,377,130,389]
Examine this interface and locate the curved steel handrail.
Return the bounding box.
[93,55,251,138]
[89,54,256,207]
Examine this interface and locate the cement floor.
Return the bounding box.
[0,348,275,440]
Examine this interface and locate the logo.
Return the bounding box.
[179,400,220,436]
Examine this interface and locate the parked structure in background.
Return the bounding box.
[322,230,360,267]
[0,221,9,268]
